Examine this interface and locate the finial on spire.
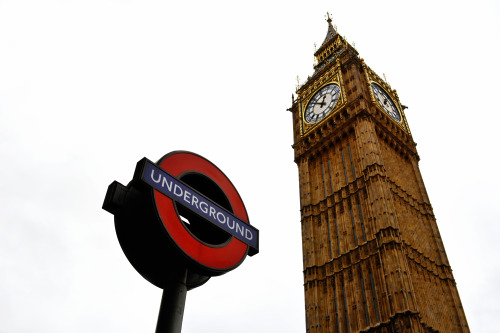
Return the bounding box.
[326,12,332,24]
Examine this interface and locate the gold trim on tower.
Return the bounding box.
[370,81,402,123]
[299,70,346,136]
[363,61,411,133]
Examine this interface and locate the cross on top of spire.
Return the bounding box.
[326,12,332,24]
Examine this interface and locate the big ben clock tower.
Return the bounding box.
[288,15,469,333]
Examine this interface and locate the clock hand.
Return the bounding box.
[319,95,326,106]
[310,101,326,107]
[311,95,327,107]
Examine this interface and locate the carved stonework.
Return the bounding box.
[289,17,469,333]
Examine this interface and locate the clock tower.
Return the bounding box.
[288,15,469,333]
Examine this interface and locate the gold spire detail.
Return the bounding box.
[326,12,332,24]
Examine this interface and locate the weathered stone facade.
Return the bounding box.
[288,17,469,333]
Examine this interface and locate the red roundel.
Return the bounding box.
[153,151,249,272]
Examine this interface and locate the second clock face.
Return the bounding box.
[304,83,341,124]
[371,83,401,122]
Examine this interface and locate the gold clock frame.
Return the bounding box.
[364,65,411,134]
[369,81,403,123]
[299,70,346,136]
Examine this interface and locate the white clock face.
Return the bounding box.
[371,83,401,122]
[304,84,340,124]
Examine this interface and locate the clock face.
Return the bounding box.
[304,83,341,124]
[371,83,401,122]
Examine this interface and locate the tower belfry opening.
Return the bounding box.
[288,15,469,333]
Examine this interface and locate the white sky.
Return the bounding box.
[1,1,499,332]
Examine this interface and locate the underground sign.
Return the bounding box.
[103,151,259,290]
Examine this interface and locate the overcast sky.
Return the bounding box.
[1,1,499,332]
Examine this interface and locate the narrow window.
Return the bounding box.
[360,270,370,326]
[347,144,356,180]
[358,201,367,242]
[321,161,327,199]
[340,147,349,185]
[349,200,358,247]
[328,158,334,194]
[368,265,380,323]
[326,211,333,259]
[342,279,350,333]
[334,211,341,256]
[332,277,340,333]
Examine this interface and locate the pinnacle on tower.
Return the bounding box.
[318,12,338,51]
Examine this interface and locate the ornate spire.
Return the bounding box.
[304,13,355,86]
[326,11,332,24]
[319,12,337,49]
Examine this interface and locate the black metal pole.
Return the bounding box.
[155,269,188,333]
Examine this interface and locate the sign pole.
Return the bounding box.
[155,269,188,333]
[103,151,260,331]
